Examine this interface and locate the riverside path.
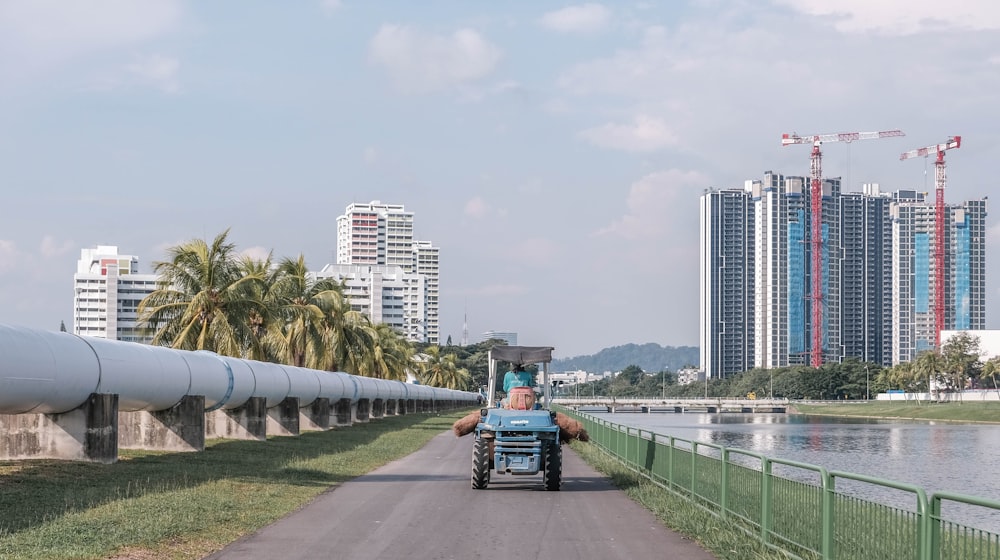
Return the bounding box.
[204,430,717,560]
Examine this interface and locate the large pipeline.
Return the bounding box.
[0,323,475,415]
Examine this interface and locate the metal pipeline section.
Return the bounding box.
[0,323,478,415]
[317,370,353,402]
[0,324,100,414]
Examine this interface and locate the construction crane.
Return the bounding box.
[900,136,962,349]
[781,130,905,368]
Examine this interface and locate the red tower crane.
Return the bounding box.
[781,130,905,368]
[900,136,962,349]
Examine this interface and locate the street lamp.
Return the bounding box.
[865,365,870,400]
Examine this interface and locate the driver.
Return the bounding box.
[503,364,534,392]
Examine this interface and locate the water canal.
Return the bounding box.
[591,410,1000,531]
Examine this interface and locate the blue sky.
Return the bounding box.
[1,1,998,359]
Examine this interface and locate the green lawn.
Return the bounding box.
[793,400,1000,423]
[0,410,472,560]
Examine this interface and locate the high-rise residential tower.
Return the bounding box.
[334,201,440,344]
[749,172,826,369]
[890,194,988,364]
[700,186,756,381]
[700,175,987,375]
[839,184,894,365]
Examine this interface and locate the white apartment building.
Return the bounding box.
[413,240,440,343]
[481,331,517,345]
[335,201,440,344]
[73,246,158,343]
[314,263,428,343]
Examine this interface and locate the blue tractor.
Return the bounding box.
[472,346,561,491]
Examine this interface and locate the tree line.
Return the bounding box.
[137,230,471,390]
[564,332,1000,400]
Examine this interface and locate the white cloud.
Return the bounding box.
[500,237,560,267]
[0,0,182,80]
[0,240,19,274]
[368,24,502,94]
[595,169,709,241]
[241,246,273,263]
[363,146,378,165]
[578,114,678,152]
[464,196,491,219]
[125,54,180,94]
[776,0,1000,35]
[455,79,523,103]
[320,0,342,16]
[539,4,611,34]
[542,97,572,114]
[39,236,74,259]
[556,25,718,98]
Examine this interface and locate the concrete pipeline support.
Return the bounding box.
[206,397,267,441]
[0,393,118,463]
[119,395,205,453]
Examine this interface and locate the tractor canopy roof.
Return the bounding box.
[489,346,554,365]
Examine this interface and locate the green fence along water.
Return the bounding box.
[825,471,926,560]
[565,409,1000,560]
[930,492,1000,560]
[768,458,827,557]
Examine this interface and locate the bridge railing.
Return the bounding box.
[564,409,1000,560]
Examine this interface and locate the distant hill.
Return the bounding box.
[552,343,699,374]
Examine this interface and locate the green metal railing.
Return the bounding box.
[565,409,1000,560]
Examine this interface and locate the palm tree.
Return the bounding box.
[940,332,982,401]
[319,293,376,374]
[138,229,266,356]
[912,350,945,400]
[420,346,471,390]
[364,324,416,381]
[234,251,282,362]
[982,357,1000,399]
[268,255,343,368]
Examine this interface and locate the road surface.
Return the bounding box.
[204,430,716,560]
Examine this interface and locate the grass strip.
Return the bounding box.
[0,410,472,560]
[570,440,800,560]
[792,401,1000,423]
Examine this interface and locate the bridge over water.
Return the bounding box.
[554,396,790,414]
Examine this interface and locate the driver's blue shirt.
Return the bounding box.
[503,370,534,393]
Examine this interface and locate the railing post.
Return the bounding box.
[928,495,941,560]
[691,441,698,497]
[667,435,675,489]
[761,459,772,545]
[720,449,729,519]
[821,472,834,559]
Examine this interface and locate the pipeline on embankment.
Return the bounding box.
[0,323,477,463]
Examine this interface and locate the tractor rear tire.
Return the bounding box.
[543,442,562,491]
[472,438,491,489]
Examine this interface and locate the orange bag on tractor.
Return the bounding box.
[506,386,536,410]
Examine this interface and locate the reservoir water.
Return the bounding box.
[592,410,1000,531]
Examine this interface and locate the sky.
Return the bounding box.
[1,1,999,360]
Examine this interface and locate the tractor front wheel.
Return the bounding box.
[472,438,491,489]
[542,442,562,491]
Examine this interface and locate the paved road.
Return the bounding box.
[204,431,717,560]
